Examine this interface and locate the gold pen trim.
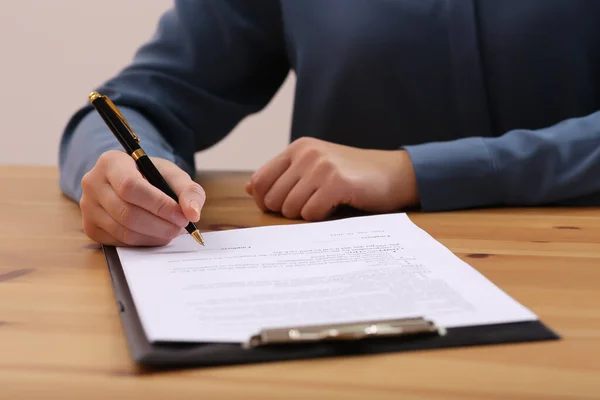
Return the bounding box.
[88,91,140,143]
[89,91,102,102]
[131,148,146,161]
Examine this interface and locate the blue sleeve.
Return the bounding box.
[58,0,290,202]
[403,110,600,211]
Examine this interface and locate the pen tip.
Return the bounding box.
[191,230,205,246]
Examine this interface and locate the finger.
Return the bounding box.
[250,155,291,211]
[83,225,128,247]
[105,159,188,227]
[262,167,301,212]
[96,182,184,241]
[164,174,206,223]
[300,186,340,222]
[92,201,174,247]
[280,177,318,219]
[87,226,186,247]
[81,194,126,247]
[150,159,206,221]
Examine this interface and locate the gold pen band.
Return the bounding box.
[131,148,146,161]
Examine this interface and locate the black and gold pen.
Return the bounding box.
[88,91,204,246]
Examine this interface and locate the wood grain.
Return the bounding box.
[0,165,599,399]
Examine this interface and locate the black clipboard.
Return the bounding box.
[103,245,560,371]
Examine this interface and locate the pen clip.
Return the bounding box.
[89,91,140,143]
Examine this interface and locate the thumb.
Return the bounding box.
[150,158,207,222]
[178,182,206,222]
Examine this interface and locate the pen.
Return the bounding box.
[88,91,204,246]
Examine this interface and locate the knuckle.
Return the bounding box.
[120,231,135,246]
[281,206,299,219]
[314,157,335,175]
[79,194,91,212]
[281,198,300,218]
[328,169,347,188]
[299,147,322,164]
[251,177,268,197]
[153,196,171,217]
[291,136,315,149]
[118,204,136,227]
[98,150,119,166]
[109,220,124,240]
[301,206,325,222]
[115,224,136,246]
[97,152,110,165]
[263,194,280,211]
[81,169,102,194]
[300,207,315,221]
[116,176,139,200]
[80,172,93,192]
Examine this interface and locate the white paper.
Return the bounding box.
[116,213,537,343]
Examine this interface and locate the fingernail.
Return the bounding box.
[190,199,202,220]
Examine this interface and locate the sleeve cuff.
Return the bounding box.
[402,137,501,211]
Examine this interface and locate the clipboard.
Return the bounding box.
[103,245,560,370]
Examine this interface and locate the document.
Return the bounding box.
[116,213,537,343]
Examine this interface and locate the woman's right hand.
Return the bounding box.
[79,150,206,247]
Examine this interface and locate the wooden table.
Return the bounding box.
[1,165,599,399]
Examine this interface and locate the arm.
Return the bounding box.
[59,0,290,202]
[403,110,600,211]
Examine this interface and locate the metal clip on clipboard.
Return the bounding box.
[244,317,447,349]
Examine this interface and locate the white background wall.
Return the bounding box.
[0,0,293,171]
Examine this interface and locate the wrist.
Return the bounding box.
[380,149,419,210]
[397,149,419,208]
